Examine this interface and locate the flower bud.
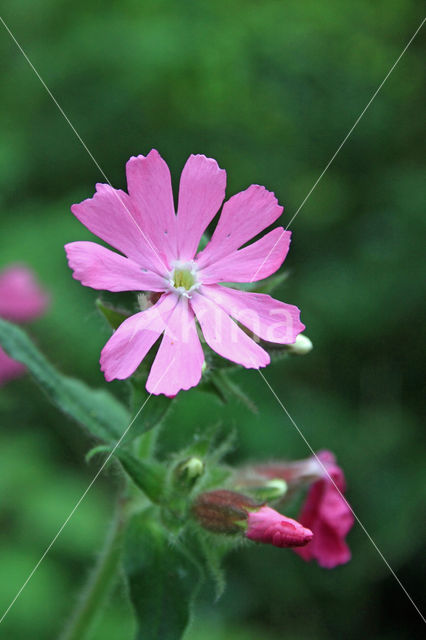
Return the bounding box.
[193,491,313,550]
[246,506,313,548]
[287,333,313,355]
[193,490,260,534]
[176,456,204,482]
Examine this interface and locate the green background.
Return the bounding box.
[0,1,424,638]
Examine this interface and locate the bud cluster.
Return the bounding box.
[192,489,313,549]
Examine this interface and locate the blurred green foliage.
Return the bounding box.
[0,0,424,638]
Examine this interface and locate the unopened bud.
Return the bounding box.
[246,506,313,548]
[193,490,260,534]
[177,456,204,482]
[288,334,313,355]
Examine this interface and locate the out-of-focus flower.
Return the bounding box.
[65,150,304,396]
[293,450,354,568]
[246,505,313,548]
[0,265,49,385]
[192,489,312,550]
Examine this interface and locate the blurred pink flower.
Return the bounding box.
[246,505,313,548]
[293,450,354,568]
[0,265,49,385]
[66,150,304,396]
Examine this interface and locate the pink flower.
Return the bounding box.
[65,150,304,396]
[293,450,354,568]
[0,265,49,385]
[246,505,313,548]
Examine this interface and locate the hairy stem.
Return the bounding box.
[60,501,127,640]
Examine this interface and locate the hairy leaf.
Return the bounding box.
[124,512,201,640]
[0,319,128,441]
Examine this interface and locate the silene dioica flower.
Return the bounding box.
[0,265,48,385]
[245,450,354,568]
[66,150,304,396]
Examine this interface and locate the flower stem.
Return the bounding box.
[60,502,127,640]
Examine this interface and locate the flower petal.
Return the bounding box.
[100,294,177,381]
[126,149,177,266]
[65,241,167,292]
[146,297,204,396]
[0,266,48,322]
[200,284,304,344]
[190,291,270,369]
[197,184,283,267]
[176,154,226,260]
[71,183,167,274]
[200,228,291,284]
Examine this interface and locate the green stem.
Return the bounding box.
[60,502,127,640]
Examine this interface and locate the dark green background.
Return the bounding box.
[0,1,424,638]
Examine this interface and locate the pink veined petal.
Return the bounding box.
[126,149,177,266]
[100,294,177,381]
[176,154,226,261]
[0,347,26,385]
[196,184,283,268]
[319,486,354,537]
[200,284,304,345]
[71,183,167,274]
[146,297,204,396]
[0,266,48,323]
[199,228,291,284]
[190,291,270,369]
[65,241,167,293]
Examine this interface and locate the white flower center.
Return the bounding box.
[168,260,200,297]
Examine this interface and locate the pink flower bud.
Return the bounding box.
[246,505,313,548]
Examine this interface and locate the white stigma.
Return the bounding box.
[167,260,200,298]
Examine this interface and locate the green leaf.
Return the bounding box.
[85,445,165,502]
[124,512,201,640]
[0,319,128,442]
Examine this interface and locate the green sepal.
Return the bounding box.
[96,298,130,330]
[250,270,290,295]
[196,532,228,600]
[123,511,201,640]
[116,449,166,504]
[202,369,258,413]
[126,376,174,440]
[0,319,128,442]
[219,270,289,295]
